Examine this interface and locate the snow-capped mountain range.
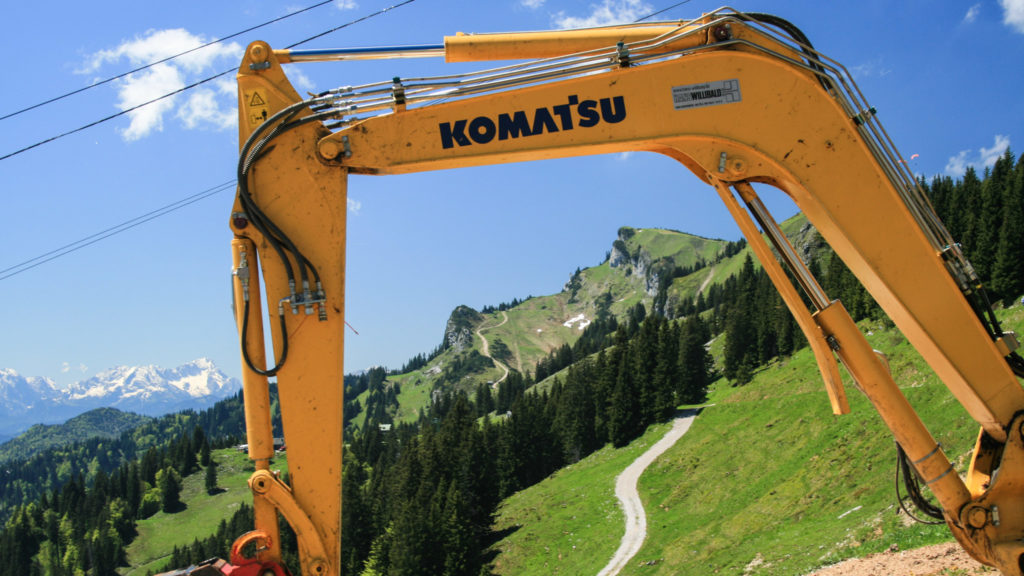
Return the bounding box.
[0,359,240,438]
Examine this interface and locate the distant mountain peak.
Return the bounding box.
[0,359,240,437]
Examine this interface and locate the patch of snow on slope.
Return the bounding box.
[563,314,591,330]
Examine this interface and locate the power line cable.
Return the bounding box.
[0,71,234,162]
[635,0,694,22]
[284,0,416,49]
[0,0,418,163]
[0,0,338,123]
[0,180,235,282]
[2,0,697,281]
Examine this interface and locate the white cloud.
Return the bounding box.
[964,3,981,23]
[335,0,358,9]
[117,63,184,140]
[848,58,892,79]
[84,29,243,140]
[282,64,316,93]
[61,362,88,374]
[553,0,654,29]
[177,89,236,130]
[945,134,1011,176]
[178,77,237,130]
[348,198,362,214]
[1001,0,1024,32]
[979,134,1011,167]
[521,0,545,8]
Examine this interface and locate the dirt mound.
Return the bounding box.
[807,542,994,576]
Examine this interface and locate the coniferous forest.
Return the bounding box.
[0,150,1021,575]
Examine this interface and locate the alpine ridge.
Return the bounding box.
[0,358,240,437]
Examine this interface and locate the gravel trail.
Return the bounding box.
[596,409,699,576]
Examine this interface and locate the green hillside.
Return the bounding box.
[122,305,1015,576]
[0,407,151,464]
[491,420,677,575]
[489,305,1024,575]
[347,224,751,431]
[121,448,289,576]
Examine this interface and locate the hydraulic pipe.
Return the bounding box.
[442,22,704,62]
[276,44,445,63]
[813,301,973,518]
[711,178,848,415]
[734,182,830,311]
[231,237,282,562]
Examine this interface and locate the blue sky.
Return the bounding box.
[1,0,1022,386]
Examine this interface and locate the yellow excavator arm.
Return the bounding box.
[213,9,1024,576]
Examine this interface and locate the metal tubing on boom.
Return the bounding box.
[230,238,282,563]
[277,44,445,62]
[711,179,849,416]
[734,182,830,311]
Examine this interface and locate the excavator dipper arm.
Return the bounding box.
[223,9,1024,575]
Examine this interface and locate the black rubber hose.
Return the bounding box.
[895,443,945,524]
[240,294,289,377]
[737,12,833,92]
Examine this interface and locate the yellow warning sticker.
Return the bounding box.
[247,91,269,127]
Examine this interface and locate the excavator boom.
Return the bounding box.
[208,9,1024,575]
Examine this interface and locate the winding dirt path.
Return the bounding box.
[477,311,510,386]
[698,266,715,295]
[596,409,699,576]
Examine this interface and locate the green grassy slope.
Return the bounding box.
[491,421,676,576]
[0,408,151,464]
[349,226,742,430]
[492,305,1024,576]
[121,448,288,576]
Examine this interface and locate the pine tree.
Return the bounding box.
[204,461,218,495]
[474,382,494,416]
[555,368,596,463]
[959,167,983,257]
[608,357,640,447]
[722,307,756,385]
[991,153,1024,303]
[652,320,680,420]
[342,456,373,576]
[441,480,477,576]
[199,438,212,467]
[157,467,182,513]
[973,162,1007,282]
[678,316,712,404]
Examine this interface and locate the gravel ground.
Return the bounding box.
[806,542,995,576]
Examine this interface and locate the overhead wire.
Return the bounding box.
[284,0,417,49]
[634,0,694,22]
[0,0,419,163]
[0,180,235,282]
[0,0,339,123]
[2,0,736,288]
[0,71,234,162]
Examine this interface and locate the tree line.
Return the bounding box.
[0,427,219,575]
[923,149,1024,304]
[0,394,246,527]
[336,302,716,575]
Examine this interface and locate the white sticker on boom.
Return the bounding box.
[672,79,741,110]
